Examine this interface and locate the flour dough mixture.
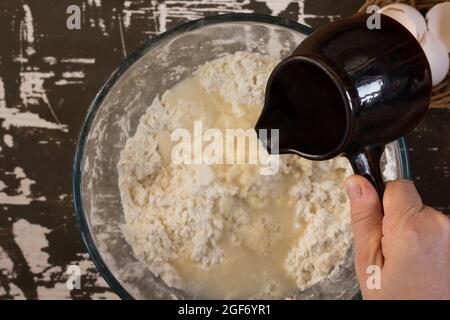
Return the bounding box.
[118,52,353,299]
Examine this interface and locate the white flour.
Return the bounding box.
[118,51,354,299]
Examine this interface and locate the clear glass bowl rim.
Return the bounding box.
[72,13,411,300]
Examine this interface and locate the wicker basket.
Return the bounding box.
[358,0,450,108]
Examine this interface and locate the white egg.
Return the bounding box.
[420,31,449,86]
[380,3,427,40]
[426,2,450,53]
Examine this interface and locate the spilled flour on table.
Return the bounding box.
[118,51,354,299]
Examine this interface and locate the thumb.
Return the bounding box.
[344,175,384,279]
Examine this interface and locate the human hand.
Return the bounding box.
[344,176,450,300]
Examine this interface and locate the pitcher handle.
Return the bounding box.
[346,145,385,203]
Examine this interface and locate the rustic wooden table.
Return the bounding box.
[0,0,448,300]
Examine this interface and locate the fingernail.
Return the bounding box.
[345,179,363,200]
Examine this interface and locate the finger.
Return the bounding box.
[344,175,384,278]
[382,179,424,234]
[383,179,423,217]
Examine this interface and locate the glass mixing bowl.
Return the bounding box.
[73,14,411,300]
